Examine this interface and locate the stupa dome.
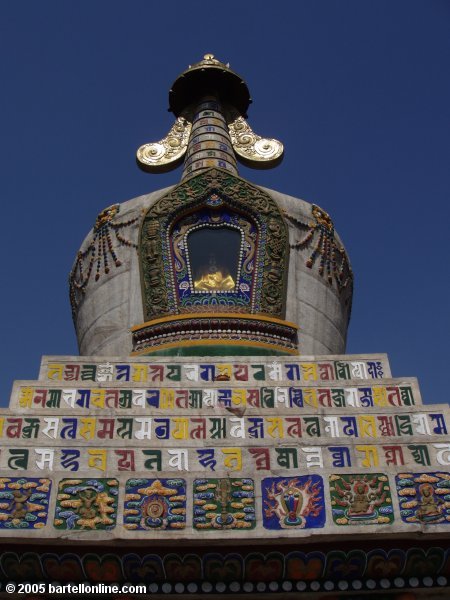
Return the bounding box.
[70,179,352,357]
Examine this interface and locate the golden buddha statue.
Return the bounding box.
[194,253,235,292]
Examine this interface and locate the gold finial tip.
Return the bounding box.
[185,54,233,73]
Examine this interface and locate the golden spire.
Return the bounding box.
[137,54,284,176]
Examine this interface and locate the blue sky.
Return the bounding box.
[0,1,449,406]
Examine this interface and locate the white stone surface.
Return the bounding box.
[1,352,449,545]
[72,184,352,357]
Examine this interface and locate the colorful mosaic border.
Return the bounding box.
[139,168,289,321]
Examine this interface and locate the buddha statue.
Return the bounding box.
[194,253,235,292]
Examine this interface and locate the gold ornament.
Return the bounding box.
[227,111,284,168]
[194,270,235,292]
[137,112,192,173]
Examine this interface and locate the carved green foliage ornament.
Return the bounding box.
[139,168,289,321]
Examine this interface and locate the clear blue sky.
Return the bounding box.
[0,1,449,407]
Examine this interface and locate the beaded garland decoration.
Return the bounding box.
[170,204,258,312]
[69,204,140,318]
[284,204,353,294]
[132,313,298,354]
[139,168,288,321]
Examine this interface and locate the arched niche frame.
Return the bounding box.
[139,168,289,321]
[173,211,251,310]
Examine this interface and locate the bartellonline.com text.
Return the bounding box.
[3,582,147,595]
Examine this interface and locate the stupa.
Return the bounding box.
[70,54,352,359]
[0,55,449,600]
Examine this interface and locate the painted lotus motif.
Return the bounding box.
[124,478,186,530]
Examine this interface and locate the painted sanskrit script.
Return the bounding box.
[1,443,450,472]
[0,412,445,442]
[14,383,416,411]
[42,358,387,384]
